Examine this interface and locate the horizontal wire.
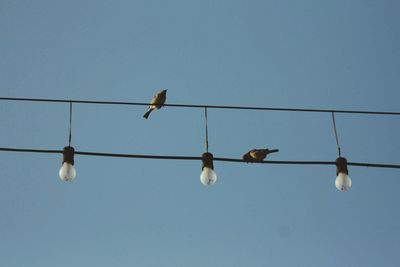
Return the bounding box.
[75,151,201,160]
[1,147,400,169]
[1,97,400,115]
[0,147,63,154]
[347,162,400,169]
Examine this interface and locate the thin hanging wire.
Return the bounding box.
[331,112,341,157]
[205,107,209,152]
[68,102,72,147]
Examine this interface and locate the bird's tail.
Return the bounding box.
[143,110,152,119]
[268,149,279,154]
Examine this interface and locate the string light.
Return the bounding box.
[200,107,217,186]
[335,157,351,192]
[59,146,76,182]
[59,102,76,182]
[200,152,217,186]
[331,112,352,192]
[0,96,399,190]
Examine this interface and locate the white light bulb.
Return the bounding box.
[335,172,352,192]
[200,167,217,186]
[59,162,76,182]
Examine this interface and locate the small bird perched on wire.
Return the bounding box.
[143,89,167,119]
[242,148,279,162]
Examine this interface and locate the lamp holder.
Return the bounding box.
[336,157,348,175]
[202,152,214,170]
[63,146,75,165]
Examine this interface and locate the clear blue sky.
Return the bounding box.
[1,0,400,266]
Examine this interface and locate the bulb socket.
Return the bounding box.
[336,157,348,176]
[62,146,75,165]
[202,152,214,170]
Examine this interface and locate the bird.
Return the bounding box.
[143,89,167,119]
[242,148,279,162]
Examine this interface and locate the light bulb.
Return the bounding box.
[200,167,217,186]
[335,172,352,192]
[59,162,76,182]
[59,146,76,182]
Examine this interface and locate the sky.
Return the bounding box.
[1,0,400,266]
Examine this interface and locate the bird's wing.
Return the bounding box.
[243,152,252,161]
[150,94,159,105]
[250,149,267,160]
[249,149,258,157]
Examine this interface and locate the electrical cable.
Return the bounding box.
[1,146,400,169]
[331,112,342,157]
[1,96,400,171]
[204,107,209,152]
[68,102,72,146]
[1,97,400,115]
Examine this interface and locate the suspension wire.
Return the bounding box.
[331,112,342,157]
[1,97,400,116]
[68,102,72,146]
[0,146,400,169]
[205,107,209,152]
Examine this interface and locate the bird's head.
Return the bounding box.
[160,89,167,95]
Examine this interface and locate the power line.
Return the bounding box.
[1,146,400,169]
[1,97,400,115]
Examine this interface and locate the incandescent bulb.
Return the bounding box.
[335,172,352,192]
[200,167,217,186]
[59,162,76,182]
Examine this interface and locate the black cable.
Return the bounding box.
[75,151,201,160]
[205,107,209,152]
[331,112,342,156]
[68,102,72,146]
[1,97,400,115]
[347,162,400,169]
[1,146,400,169]
[0,147,62,154]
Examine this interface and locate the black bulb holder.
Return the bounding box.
[202,152,214,170]
[62,146,75,165]
[336,157,348,176]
